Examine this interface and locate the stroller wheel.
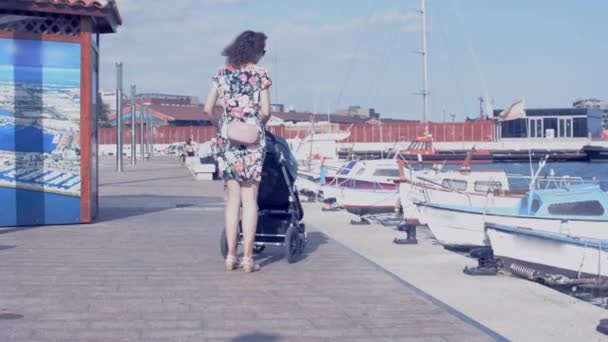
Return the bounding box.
[285,224,301,263]
[253,245,266,254]
[220,228,228,259]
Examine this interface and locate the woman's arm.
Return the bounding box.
[259,88,271,124]
[203,84,220,126]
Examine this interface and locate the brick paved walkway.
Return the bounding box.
[0,157,500,341]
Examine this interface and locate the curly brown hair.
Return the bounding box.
[222,31,267,67]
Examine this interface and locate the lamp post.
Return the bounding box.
[130,84,136,165]
[140,104,146,161]
[115,62,123,172]
[149,120,154,157]
[147,113,153,157]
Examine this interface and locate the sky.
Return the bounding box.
[100,0,608,121]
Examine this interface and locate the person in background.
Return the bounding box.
[198,138,216,160]
[179,138,195,164]
[198,138,219,179]
[319,158,326,186]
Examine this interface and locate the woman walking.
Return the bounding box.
[203,31,272,273]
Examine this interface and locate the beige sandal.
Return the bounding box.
[240,257,261,273]
[225,255,240,271]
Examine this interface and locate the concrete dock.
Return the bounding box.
[303,205,608,341]
[0,156,603,341]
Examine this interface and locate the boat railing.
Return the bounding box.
[415,175,473,206]
[507,173,599,190]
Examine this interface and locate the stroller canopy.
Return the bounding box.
[265,132,298,182]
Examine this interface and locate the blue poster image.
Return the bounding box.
[0,38,81,226]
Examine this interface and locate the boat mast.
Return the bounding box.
[308,114,315,170]
[420,0,429,135]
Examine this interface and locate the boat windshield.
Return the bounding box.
[474,181,503,192]
[518,194,542,215]
[547,201,605,216]
[338,161,357,175]
[373,169,399,177]
[441,179,467,191]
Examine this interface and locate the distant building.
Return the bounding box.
[108,103,214,127]
[138,93,199,106]
[573,98,608,129]
[100,91,198,114]
[493,107,604,139]
[267,111,412,126]
[336,106,380,119]
[270,104,285,112]
[270,111,366,125]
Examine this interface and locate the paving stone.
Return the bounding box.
[0,157,499,341]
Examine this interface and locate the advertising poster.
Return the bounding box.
[0,38,81,226]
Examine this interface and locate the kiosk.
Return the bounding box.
[0,1,122,226]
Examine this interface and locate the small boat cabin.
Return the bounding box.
[517,184,608,217]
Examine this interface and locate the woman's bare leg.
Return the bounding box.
[240,180,259,260]
[224,180,241,258]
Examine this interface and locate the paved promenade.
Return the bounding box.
[0,157,499,341]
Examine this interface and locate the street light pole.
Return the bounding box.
[147,113,152,156]
[115,62,123,172]
[149,120,154,158]
[140,104,146,161]
[130,84,136,165]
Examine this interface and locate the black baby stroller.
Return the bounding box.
[220,132,306,263]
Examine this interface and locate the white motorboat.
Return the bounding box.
[396,160,518,222]
[485,185,608,279]
[319,159,401,216]
[419,183,608,250]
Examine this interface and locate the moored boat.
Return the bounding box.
[486,222,608,279]
[582,144,608,162]
[419,183,608,250]
[319,159,400,216]
[396,134,493,164]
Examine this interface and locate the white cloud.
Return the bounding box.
[273,9,420,41]
[400,23,424,33]
[329,52,355,62]
[369,10,418,25]
[275,20,362,38]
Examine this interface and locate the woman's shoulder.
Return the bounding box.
[241,64,269,75]
[255,65,269,75]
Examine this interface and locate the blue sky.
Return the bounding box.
[101,0,608,120]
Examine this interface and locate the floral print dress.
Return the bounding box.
[213,64,272,182]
